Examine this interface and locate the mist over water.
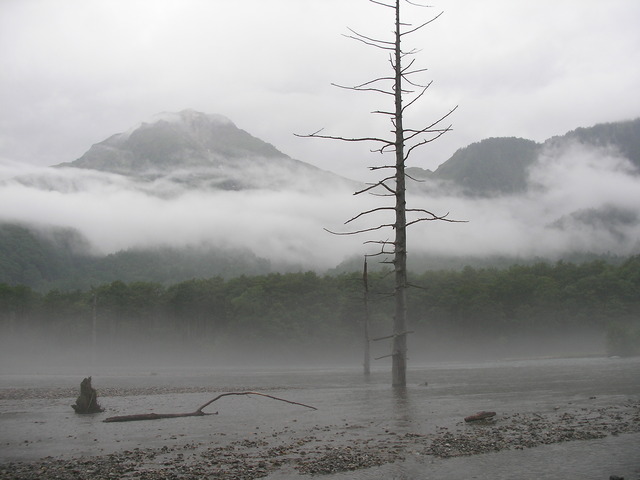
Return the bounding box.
[0,319,607,378]
[1,138,636,380]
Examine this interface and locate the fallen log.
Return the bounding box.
[464,411,497,423]
[104,411,211,422]
[104,391,317,423]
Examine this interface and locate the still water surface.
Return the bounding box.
[1,356,639,479]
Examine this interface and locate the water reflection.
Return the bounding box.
[1,357,639,479]
[391,386,413,429]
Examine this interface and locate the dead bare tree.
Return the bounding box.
[297,0,459,387]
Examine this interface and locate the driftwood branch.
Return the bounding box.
[103,391,316,423]
[195,391,317,413]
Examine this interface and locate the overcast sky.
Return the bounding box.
[1,0,639,181]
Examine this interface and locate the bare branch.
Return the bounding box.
[405,210,468,227]
[332,82,394,96]
[295,130,395,147]
[402,104,458,143]
[406,207,444,218]
[366,250,395,259]
[402,75,429,89]
[353,76,396,89]
[400,47,421,57]
[405,0,434,7]
[372,110,396,116]
[402,81,432,113]
[404,127,450,159]
[372,143,397,155]
[403,67,429,76]
[345,206,395,225]
[400,58,417,74]
[368,164,396,171]
[405,126,451,143]
[369,0,395,8]
[324,223,395,236]
[405,172,425,183]
[401,11,443,36]
[354,177,396,196]
[370,192,396,197]
[364,239,396,246]
[344,27,395,51]
[346,27,394,46]
[344,34,395,51]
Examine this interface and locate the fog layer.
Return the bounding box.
[1,139,639,269]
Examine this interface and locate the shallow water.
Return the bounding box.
[1,356,639,479]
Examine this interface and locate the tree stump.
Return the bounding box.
[72,377,103,414]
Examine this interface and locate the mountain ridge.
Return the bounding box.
[58,110,289,174]
[45,110,640,197]
[1,112,639,290]
[408,117,640,197]
[53,109,352,192]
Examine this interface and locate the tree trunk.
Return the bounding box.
[392,0,408,388]
[363,258,371,376]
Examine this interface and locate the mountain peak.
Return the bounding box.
[59,110,288,175]
[51,110,352,192]
[144,109,234,129]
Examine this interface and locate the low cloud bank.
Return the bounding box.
[2,141,639,270]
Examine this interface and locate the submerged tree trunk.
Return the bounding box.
[363,258,371,376]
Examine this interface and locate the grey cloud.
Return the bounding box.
[2,0,639,181]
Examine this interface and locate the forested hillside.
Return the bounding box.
[2,257,639,366]
[0,223,278,291]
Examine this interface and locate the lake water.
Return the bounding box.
[1,356,639,479]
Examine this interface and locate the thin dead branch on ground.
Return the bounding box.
[103,391,316,423]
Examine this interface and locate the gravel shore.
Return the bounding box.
[2,392,638,479]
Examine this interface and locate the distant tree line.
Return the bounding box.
[1,257,639,359]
